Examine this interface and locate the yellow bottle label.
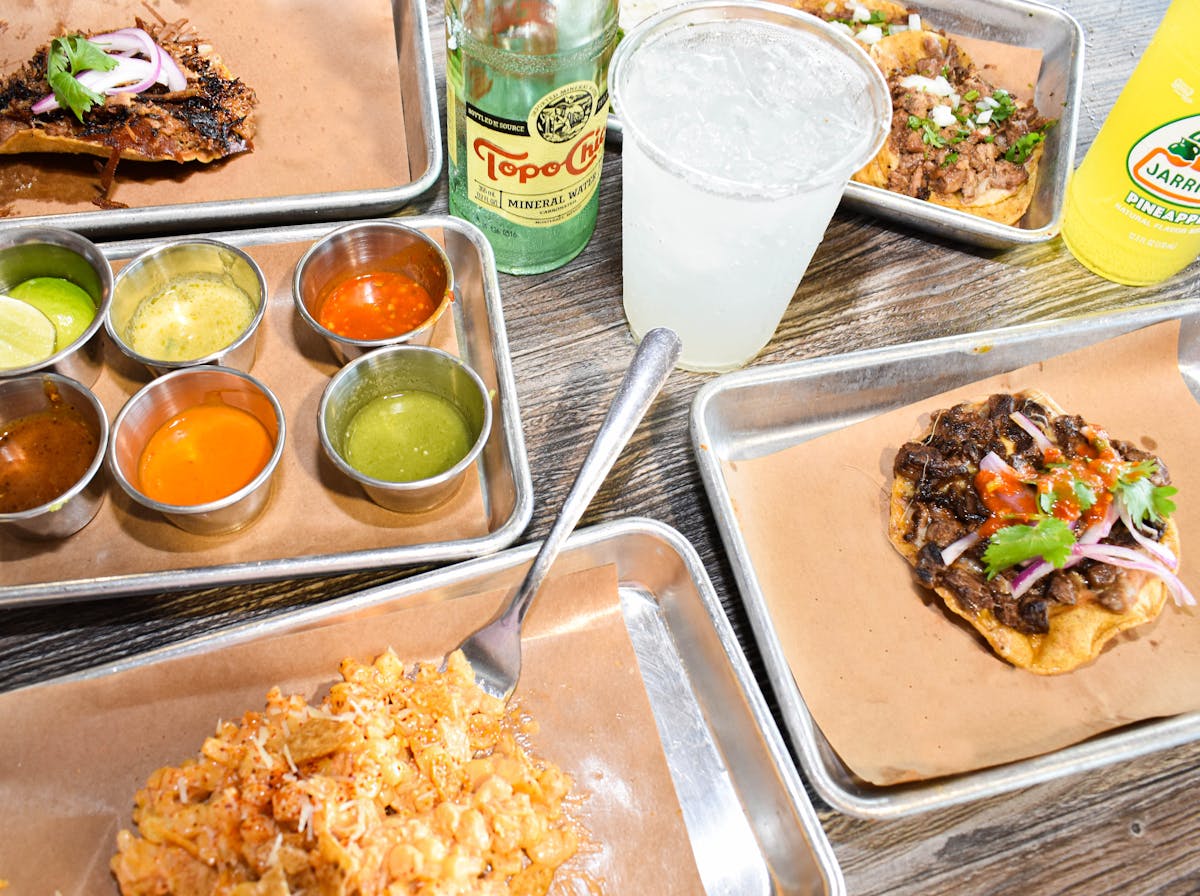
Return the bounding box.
[463,80,608,228]
[1125,114,1200,217]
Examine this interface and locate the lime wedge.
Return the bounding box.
[0,294,57,369]
[8,277,97,351]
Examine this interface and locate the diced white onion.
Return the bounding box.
[899,74,955,97]
[976,108,993,124]
[851,4,870,21]
[909,12,922,30]
[930,104,957,127]
[856,24,884,44]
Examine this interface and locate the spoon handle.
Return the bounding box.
[509,326,682,627]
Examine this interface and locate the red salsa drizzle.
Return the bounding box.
[317,271,439,341]
[974,424,1143,538]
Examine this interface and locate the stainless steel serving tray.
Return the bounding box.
[0,518,846,896]
[608,0,1084,249]
[0,0,441,239]
[692,300,1200,819]
[0,215,533,607]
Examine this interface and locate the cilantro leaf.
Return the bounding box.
[1114,463,1177,528]
[989,89,1017,123]
[1005,130,1045,164]
[983,518,1075,578]
[46,35,117,121]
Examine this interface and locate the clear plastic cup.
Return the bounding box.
[610,0,890,372]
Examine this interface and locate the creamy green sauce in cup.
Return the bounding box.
[344,390,473,483]
[125,274,255,362]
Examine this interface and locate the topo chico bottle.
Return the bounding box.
[445,0,619,274]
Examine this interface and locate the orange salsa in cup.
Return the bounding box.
[316,271,439,341]
[137,403,274,506]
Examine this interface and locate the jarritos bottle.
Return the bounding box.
[1061,0,1200,286]
[446,0,618,274]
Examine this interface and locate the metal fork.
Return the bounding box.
[454,327,682,700]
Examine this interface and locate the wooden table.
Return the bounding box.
[3,0,1197,893]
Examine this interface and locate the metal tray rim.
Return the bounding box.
[2,516,847,896]
[691,299,1200,819]
[0,0,443,239]
[0,214,534,609]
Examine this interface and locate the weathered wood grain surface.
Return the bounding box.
[3,0,1198,893]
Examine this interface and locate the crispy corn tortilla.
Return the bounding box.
[888,389,1178,675]
[854,29,1042,226]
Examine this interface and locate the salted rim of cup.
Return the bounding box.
[609,0,892,200]
[104,238,269,370]
[0,227,114,377]
[317,344,493,492]
[107,365,287,515]
[0,372,109,521]
[292,221,456,350]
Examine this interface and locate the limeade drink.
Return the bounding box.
[611,2,889,371]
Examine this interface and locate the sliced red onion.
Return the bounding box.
[157,48,188,91]
[1078,501,1118,544]
[939,531,980,566]
[979,451,1016,476]
[1074,543,1196,607]
[1116,501,1178,570]
[1009,411,1055,455]
[31,28,186,115]
[90,30,162,94]
[1010,558,1053,598]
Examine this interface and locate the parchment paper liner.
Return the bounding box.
[0,564,706,894]
[1,233,491,580]
[0,0,411,217]
[721,321,1200,786]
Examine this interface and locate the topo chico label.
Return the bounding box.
[1123,113,1200,226]
[463,80,608,228]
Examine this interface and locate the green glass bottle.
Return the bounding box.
[445,0,618,274]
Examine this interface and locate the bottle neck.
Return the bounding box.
[449,0,618,72]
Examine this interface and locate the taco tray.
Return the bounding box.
[608,0,1083,249]
[691,299,1200,819]
[0,215,533,608]
[0,518,846,896]
[0,0,441,238]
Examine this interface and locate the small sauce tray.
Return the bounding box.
[0,216,533,607]
[692,300,1200,819]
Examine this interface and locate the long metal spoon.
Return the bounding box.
[455,326,682,700]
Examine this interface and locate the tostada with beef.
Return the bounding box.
[889,389,1193,674]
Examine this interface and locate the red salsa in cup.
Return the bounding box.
[316,271,439,340]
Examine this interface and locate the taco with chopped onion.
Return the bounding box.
[853,29,1054,225]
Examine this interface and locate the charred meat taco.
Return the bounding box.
[889,390,1192,674]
